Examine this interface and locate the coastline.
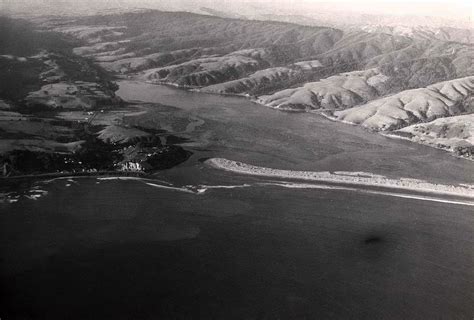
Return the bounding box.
[141,78,255,98]
[205,157,474,200]
[379,132,474,162]
[261,98,474,161]
[0,170,148,186]
[131,78,474,161]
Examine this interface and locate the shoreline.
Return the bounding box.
[316,111,474,161]
[205,158,474,200]
[128,77,257,99]
[379,132,474,162]
[124,78,474,161]
[0,170,148,185]
[259,99,474,161]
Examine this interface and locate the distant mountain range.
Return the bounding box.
[1,9,473,159]
[2,0,472,29]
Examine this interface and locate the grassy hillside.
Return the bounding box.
[0,17,192,176]
[48,10,472,99]
[334,76,474,131]
[19,11,474,159]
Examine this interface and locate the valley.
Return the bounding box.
[31,10,474,160]
[0,17,191,177]
[1,8,474,320]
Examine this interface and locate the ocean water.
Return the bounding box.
[1,81,473,319]
[2,177,473,319]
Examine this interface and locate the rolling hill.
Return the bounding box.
[333,76,474,131]
[32,10,474,159]
[395,114,474,158]
[45,11,472,97]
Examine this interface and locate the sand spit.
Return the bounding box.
[205,158,474,199]
[258,182,474,207]
[3,173,474,206]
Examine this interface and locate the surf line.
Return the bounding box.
[205,158,474,206]
[144,182,196,194]
[258,181,474,207]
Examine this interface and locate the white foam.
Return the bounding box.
[361,190,474,207]
[97,176,173,185]
[259,182,474,206]
[23,189,49,201]
[145,183,195,194]
[206,158,474,199]
[198,184,252,190]
[258,182,356,191]
[97,176,145,181]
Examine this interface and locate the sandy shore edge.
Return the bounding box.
[205,158,474,199]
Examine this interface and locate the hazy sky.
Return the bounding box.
[121,0,471,19]
[2,0,473,21]
[295,0,473,18]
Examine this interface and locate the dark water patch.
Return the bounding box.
[364,235,383,245]
[357,231,394,261]
[165,135,190,145]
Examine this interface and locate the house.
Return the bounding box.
[119,161,143,172]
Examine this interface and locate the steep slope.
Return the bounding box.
[28,11,474,161]
[199,67,304,95]
[333,76,474,131]
[395,114,474,158]
[366,40,474,77]
[98,48,220,73]
[358,25,473,44]
[142,48,276,87]
[52,25,127,43]
[97,125,151,144]
[44,11,473,99]
[0,16,192,176]
[316,31,413,67]
[257,56,463,111]
[46,11,350,88]
[25,82,118,109]
[69,10,343,57]
[258,68,383,110]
